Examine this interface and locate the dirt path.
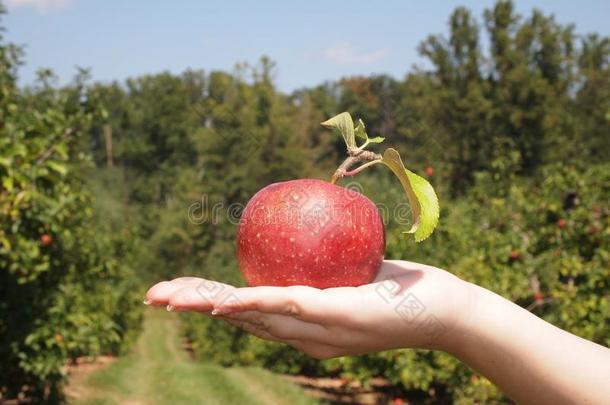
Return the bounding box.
[66,310,320,405]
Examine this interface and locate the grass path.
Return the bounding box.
[68,309,321,405]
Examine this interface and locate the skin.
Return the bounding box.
[238,179,384,289]
[145,260,610,404]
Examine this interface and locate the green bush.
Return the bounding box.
[0,59,142,400]
[181,161,608,403]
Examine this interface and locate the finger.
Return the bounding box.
[145,278,233,306]
[223,311,333,343]
[167,285,233,312]
[213,285,340,323]
[224,318,339,360]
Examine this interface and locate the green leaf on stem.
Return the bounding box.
[355,118,384,144]
[354,119,367,140]
[321,112,355,149]
[381,148,439,241]
[47,161,68,176]
[368,136,385,144]
[323,113,384,149]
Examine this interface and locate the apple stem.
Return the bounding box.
[331,148,382,184]
[344,160,382,177]
[357,139,371,151]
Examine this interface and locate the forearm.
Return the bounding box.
[444,282,610,404]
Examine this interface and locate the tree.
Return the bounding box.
[574,34,610,161]
[403,0,606,194]
[0,9,141,399]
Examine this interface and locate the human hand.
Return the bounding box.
[144,260,473,359]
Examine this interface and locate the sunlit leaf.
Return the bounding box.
[321,112,355,148]
[354,118,367,141]
[368,136,385,144]
[381,148,439,241]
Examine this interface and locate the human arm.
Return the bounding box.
[145,260,610,404]
[447,281,610,404]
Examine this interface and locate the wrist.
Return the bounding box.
[433,278,482,354]
[439,280,517,359]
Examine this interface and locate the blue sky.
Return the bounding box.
[4,0,610,92]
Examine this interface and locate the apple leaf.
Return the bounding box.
[321,112,355,149]
[381,148,439,242]
[324,113,384,149]
[355,118,385,145]
[368,136,385,144]
[354,119,367,140]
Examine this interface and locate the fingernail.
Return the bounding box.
[143,299,152,305]
[166,304,174,312]
[211,307,232,316]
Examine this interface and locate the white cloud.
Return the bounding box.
[6,0,72,13]
[323,41,391,66]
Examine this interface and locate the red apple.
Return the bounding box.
[237,179,385,288]
[40,233,52,246]
[557,218,567,229]
[424,166,434,177]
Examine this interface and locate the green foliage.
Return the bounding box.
[0,28,142,400]
[182,161,608,403]
[389,162,608,402]
[2,0,608,402]
[381,148,439,241]
[402,0,609,194]
[173,3,608,401]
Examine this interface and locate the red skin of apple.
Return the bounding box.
[237,179,385,289]
[40,233,52,246]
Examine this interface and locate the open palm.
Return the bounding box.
[145,260,471,359]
